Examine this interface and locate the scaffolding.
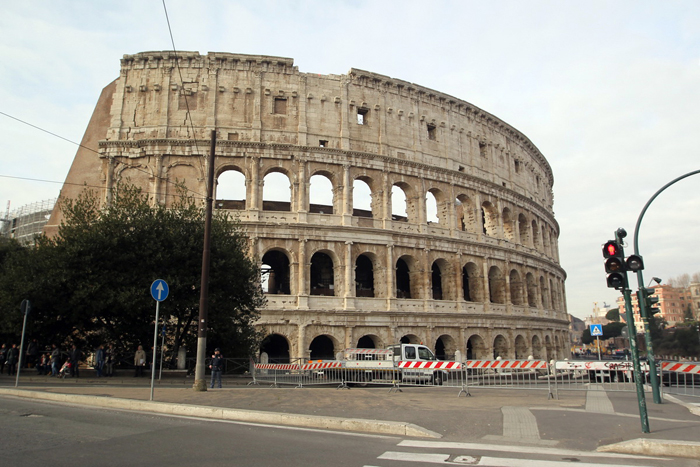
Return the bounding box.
[1,198,57,244]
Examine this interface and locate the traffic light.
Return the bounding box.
[603,240,627,289]
[638,287,660,317]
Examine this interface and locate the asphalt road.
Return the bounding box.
[1,396,696,467]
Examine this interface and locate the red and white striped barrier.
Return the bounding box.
[255,363,299,370]
[661,362,700,374]
[345,348,393,355]
[467,360,548,370]
[300,362,342,370]
[398,361,462,370]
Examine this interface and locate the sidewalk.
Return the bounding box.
[1,372,699,459]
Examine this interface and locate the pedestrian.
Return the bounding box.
[209,348,224,389]
[37,352,50,375]
[6,344,18,376]
[95,344,105,377]
[50,344,60,377]
[27,338,39,368]
[104,344,114,377]
[69,344,82,378]
[134,345,146,377]
[0,344,6,375]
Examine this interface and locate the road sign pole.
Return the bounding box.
[15,300,30,388]
[622,287,650,433]
[150,300,160,401]
[596,336,601,361]
[149,279,168,401]
[159,325,165,381]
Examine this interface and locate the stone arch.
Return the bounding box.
[502,207,515,241]
[526,272,538,307]
[310,251,336,296]
[356,334,381,348]
[352,177,373,218]
[531,220,540,250]
[391,181,416,222]
[427,187,448,225]
[514,334,528,359]
[431,258,452,300]
[553,335,561,360]
[466,334,486,360]
[518,213,530,246]
[396,255,419,299]
[509,269,524,305]
[309,172,335,214]
[545,335,553,360]
[481,201,499,236]
[456,194,477,233]
[262,170,292,211]
[259,333,291,363]
[355,253,375,297]
[116,165,153,200]
[493,334,509,358]
[531,335,544,359]
[488,266,506,304]
[434,334,457,360]
[426,190,439,224]
[550,278,557,310]
[462,261,483,302]
[163,161,203,205]
[540,276,549,309]
[400,334,421,344]
[309,334,340,360]
[261,248,291,295]
[215,167,246,210]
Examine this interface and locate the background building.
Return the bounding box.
[617,283,695,328]
[1,198,56,245]
[46,52,569,361]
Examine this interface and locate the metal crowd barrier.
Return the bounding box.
[461,360,552,398]
[659,361,700,398]
[552,360,649,399]
[251,359,344,388]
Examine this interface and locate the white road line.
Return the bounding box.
[378,451,450,464]
[398,440,666,460]
[478,456,654,467]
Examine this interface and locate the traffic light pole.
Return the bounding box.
[632,169,700,405]
[622,285,650,433]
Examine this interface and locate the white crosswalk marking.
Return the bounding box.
[377,451,450,463]
[478,456,655,467]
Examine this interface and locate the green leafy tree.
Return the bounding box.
[0,184,265,364]
[605,309,620,322]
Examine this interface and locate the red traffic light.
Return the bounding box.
[603,241,622,258]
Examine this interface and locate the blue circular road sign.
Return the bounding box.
[150,279,169,302]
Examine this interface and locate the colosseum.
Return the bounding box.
[47,51,569,363]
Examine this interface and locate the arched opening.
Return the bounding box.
[396,257,411,298]
[456,194,476,232]
[215,169,246,210]
[355,254,375,297]
[514,335,528,359]
[261,250,290,295]
[532,335,544,359]
[309,335,336,360]
[431,261,443,300]
[352,178,373,218]
[356,335,378,348]
[550,279,557,310]
[466,335,486,360]
[310,252,335,296]
[509,269,523,305]
[259,334,290,363]
[481,201,498,236]
[531,220,540,250]
[262,171,291,211]
[426,191,439,224]
[463,262,481,302]
[400,334,421,344]
[502,208,514,241]
[391,184,408,222]
[488,266,506,304]
[434,335,456,360]
[309,173,334,214]
[526,273,538,307]
[540,276,549,310]
[518,213,530,246]
[493,335,508,359]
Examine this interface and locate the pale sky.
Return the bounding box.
[1,1,699,319]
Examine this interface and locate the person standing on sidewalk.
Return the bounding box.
[69,344,82,378]
[0,344,6,375]
[26,339,39,369]
[95,344,105,378]
[209,348,224,388]
[50,344,60,376]
[134,345,146,377]
[104,344,115,377]
[6,344,18,376]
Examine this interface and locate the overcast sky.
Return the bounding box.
[1,1,698,319]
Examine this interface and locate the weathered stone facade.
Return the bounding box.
[47,51,569,362]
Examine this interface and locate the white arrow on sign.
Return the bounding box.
[156,282,165,300]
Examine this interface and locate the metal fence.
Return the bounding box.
[659,361,700,398]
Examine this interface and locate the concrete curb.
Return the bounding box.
[664,394,700,417]
[597,438,700,459]
[0,388,440,439]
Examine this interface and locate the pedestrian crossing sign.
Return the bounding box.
[590,324,603,337]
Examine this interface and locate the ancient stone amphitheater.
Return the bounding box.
[48,51,569,362]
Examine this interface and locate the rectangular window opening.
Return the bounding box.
[274,97,287,115]
[319,140,328,147]
[427,123,436,141]
[357,108,368,125]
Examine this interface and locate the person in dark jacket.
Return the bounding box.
[69,344,82,378]
[95,345,105,377]
[209,348,224,388]
[6,344,19,376]
[0,344,6,374]
[26,339,39,368]
[50,344,60,376]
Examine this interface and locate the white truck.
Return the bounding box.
[340,343,462,385]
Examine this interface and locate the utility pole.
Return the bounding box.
[193,130,217,392]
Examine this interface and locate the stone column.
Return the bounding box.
[344,241,354,310]
[341,164,352,226]
[386,243,395,310]
[297,239,308,309]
